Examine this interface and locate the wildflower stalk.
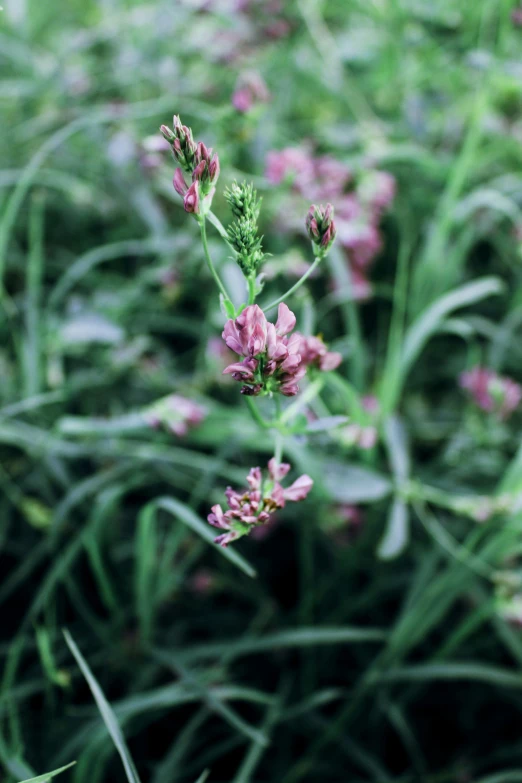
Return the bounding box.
[198,217,233,308]
[274,429,284,465]
[243,396,271,429]
[264,253,324,313]
[247,274,256,305]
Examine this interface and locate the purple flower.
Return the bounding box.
[222,304,305,396]
[208,460,313,546]
[183,181,200,214]
[294,333,342,372]
[305,204,337,253]
[232,71,270,113]
[265,146,315,192]
[459,366,522,420]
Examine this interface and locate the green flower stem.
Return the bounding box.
[247,274,256,305]
[274,430,284,465]
[264,253,324,313]
[243,396,271,429]
[199,217,233,304]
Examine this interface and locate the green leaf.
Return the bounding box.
[401,277,503,381]
[17,762,76,783]
[63,631,142,783]
[322,461,392,503]
[377,497,409,560]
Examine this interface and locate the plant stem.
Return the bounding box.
[243,396,270,429]
[247,274,256,305]
[199,217,232,304]
[264,254,324,313]
[274,430,283,465]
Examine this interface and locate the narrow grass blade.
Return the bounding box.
[155,496,256,578]
[17,762,76,783]
[63,631,142,783]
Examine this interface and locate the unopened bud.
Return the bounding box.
[184,181,200,214]
[306,203,336,255]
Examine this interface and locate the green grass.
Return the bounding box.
[2,0,522,780]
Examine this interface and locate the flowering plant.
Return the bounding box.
[160,115,344,544]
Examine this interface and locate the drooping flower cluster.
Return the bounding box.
[305,204,337,254]
[222,303,305,396]
[161,116,220,215]
[294,333,342,372]
[208,458,313,546]
[144,394,206,437]
[266,146,395,299]
[459,366,522,420]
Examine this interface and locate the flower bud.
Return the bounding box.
[306,203,337,255]
[183,181,200,214]
[173,168,188,197]
[160,115,197,173]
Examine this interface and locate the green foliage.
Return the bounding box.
[2,0,522,781]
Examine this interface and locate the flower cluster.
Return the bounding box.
[266,147,395,299]
[208,458,313,546]
[459,366,522,420]
[224,182,265,276]
[305,204,337,255]
[161,116,220,215]
[144,394,206,437]
[222,303,305,396]
[295,333,342,372]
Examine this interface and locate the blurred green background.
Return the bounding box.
[2,0,522,781]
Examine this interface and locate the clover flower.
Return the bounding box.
[294,333,342,372]
[207,458,313,546]
[222,303,305,396]
[459,366,522,420]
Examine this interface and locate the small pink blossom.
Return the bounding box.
[183,181,200,214]
[208,460,313,546]
[232,71,270,113]
[144,394,206,437]
[295,333,342,372]
[222,304,305,396]
[460,366,522,420]
[265,146,315,192]
[340,423,378,450]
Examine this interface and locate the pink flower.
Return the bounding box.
[265,147,315,193]
[232,71,270,113]
[340,423,378,450]
[222,304,305,396]
[295,333,342,372]
[305,203,337,253]
[208,460,313,546]
[183,181,200,214]
[459,366,522,420]
[144,395,206,436]
[512,6,522,26]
